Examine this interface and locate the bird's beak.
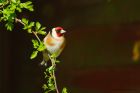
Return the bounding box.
[61,30,66,34]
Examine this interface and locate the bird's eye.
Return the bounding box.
[56,29,61,33]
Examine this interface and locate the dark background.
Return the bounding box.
[1,0,140,93]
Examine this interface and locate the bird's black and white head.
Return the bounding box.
[51,27,66,38]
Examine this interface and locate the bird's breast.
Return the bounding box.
[44,36,65,56]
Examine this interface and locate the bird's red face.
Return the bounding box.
[55,27,66,37]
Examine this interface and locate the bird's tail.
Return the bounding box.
[40,49,49,66]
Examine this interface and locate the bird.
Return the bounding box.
[41,27,66,66]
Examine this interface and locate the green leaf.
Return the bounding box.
[48,77,55,90]
[11,0,16,3]
[20,1,34,11]
[5,22,14,31]
[2,7,16,21]
[37,42,46,51]
[38,30,46,35]
[22,18,28,24]
[48,66,54,72]
[51,53,57,58]
[40,27,46,31]
[27,28,32,33]
[30,50,38,59]
[44,72,48,78]
[16,7,22,12]
[10,4,16,11]
[42,84,48,90]
[62,87,68,93]
[56,60,60,63]
[28,22,34,28]
[32,39,39,49]
[23,25,28,30]
[36,22,41,30]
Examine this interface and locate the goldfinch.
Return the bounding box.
[41,27,66,66]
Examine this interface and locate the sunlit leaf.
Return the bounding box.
[37,42,46,51]
[42,84,48,90]
[62,87,68,93]
[22,18,28,24]
[5,22,14,31]
[40,27,46,31]
[32,39,39,49]
[30,50,38,59]
[20,1,34,11]
[38,30,46,35]
[36,22,41,30]
[28,22,34,28]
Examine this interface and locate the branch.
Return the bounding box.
[15,17,59,93]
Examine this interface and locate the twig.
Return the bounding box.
[32,31,41,42]
[48,55,59,93]
[53,65,59,93]
[15,18,25,25]
[15,18,41,42]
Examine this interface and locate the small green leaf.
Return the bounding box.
[38,30,46,35]
[23,25,28,30]
[16,7,22,12]
[44,72,48,78]
[5,22,14,31]
[27,28,32,33]
[22,18,28,24]
[11,0,16,3]
[30,51,38,59]
[37,42,46,51]
[47,77,55,90]
[10,4,16,10]
[56,60,60,63]
[48,66,54,72]
[40,27,46,31]
[51,53,57,58]
[36,22,41,30]
[62,87,68,93]
[28,22,34,28]
[42,84,48,90]
[32,39,39,49]
[20,1,34,11]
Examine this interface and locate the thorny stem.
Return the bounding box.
[15,18,41,42]
[15,17,59,93]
